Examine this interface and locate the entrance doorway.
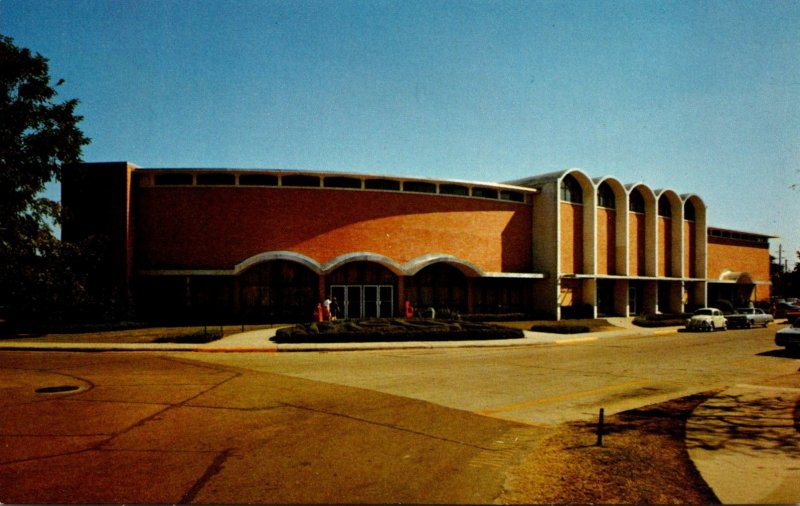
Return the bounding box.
[628,286,637,315]
[331,285,393,319]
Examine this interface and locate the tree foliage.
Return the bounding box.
[771,251,800,298]
[0,34,91,325]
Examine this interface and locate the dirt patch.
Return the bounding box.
[500,392,720,504]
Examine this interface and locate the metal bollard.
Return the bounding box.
[596,407,605,446]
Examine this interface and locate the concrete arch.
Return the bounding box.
[322,252,405,276]
[403,253,485,277]
[655,188,683,219]
[626,183,657,209]
[234,250,322,275]
[720,270,754,284]
[681,193,708,281]
[559,169,595,206]
[681,194,706,220]
[626,183,658,278]
[594,176,628,276]
[595,176,627,211]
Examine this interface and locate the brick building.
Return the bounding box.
[62,162,773,321]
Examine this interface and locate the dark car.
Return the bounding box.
[775,303,800,323]
[775,319,800,352]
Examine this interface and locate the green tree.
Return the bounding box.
[0,34,91,325]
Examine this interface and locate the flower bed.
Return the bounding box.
[273,318,523,343]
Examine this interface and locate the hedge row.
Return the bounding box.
[530,324,592,334]
[632,313,689,327]
[273,318,523,343]
[153,329,223,343]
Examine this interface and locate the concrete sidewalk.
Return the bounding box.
[687,383,800,504]
[0,317,678,353]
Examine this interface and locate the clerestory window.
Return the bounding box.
[560,175,583,204]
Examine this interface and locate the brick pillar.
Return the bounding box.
[397,276,406,315]
[318,275,326,303]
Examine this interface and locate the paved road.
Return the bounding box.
[0,324,797,503]
[0,351,544,504]
[188,325,799,426]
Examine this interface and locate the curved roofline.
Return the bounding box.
[505,168,583,187]
[595,176,627,195]
[627,183,657,201]
[234,251,488,277]
[234,251,323,275]
[720,269,755,284]
[654,188,682,199]
[403,254,485,277]
[139,166,537,193]
[322,252,405,276]
[681,193,706,208]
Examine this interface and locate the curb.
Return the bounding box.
[0,325,686,353]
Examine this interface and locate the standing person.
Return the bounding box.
[323,297,332,321]
[330,297,340,321]
[405,300,414,318]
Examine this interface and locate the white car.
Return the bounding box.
[686,308,727,332]
[775,320,800,352]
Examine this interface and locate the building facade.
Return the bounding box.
[62,162,773,321]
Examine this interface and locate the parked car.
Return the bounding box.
[726,308,774,329]
[774,302,800,323]
[686,308,727,332]
[775,319,800,352]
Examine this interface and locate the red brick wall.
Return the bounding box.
[597,207,616,275]
[658,217,672,277]
[629,213,646,276]
[134,187,532,273]
[560,202,583,274]
[684,221,696,278]
[707,238,770,282]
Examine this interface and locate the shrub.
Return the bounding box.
[272,318,523,344]
[461,313,528,322]
[530,324,591,334]
[632,313,688,327]
[153,329,223,343]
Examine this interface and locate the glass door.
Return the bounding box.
[346,286,361,320]
[363,286,379,318]
[331,284,392,319]
[330,285,361,320]
[379,285,393,318]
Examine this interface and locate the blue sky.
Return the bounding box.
[3,0,799,266]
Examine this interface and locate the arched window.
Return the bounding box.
[684,200,696,221]
[629,189,645,213]
[597,182,616,209]
[560,175,583,204]
[658,195,672,217]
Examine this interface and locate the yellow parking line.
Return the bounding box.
[555,336,599,345]
[477,379,650,416]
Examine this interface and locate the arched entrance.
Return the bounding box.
[327,261,397,319]
[405,263,468,316]
[710,271,756,310]
[239,260,318,321]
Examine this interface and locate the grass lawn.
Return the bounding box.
[500,392,720,504]
[0,324,279,344]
